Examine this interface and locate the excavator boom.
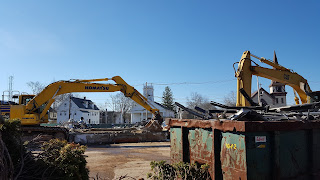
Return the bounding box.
[9,76,161,125]
[235,51,315,107]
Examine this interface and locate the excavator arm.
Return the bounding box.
[17,76,161,124]
[235,51,313,107]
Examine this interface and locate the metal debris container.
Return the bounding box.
[168,118,320,180]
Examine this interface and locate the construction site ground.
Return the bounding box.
[85,141,171,180]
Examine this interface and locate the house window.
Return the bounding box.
[281,98,284,103]
[64,103,67,107]
[74,112,77,115]
[276,98,278,104]
[64,113,66,116]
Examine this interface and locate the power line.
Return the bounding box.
[132,79,236,86]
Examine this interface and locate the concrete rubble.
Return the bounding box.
[68,128,168,144]
[59,118,168,144]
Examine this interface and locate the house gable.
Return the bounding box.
[251,87,275,106]
[252,87,275,100]
[71,97,99,110]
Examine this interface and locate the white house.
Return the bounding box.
[130,85,175,124]
[48,108,57,122]
[56,96,100,124]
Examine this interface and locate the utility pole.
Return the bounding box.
[257,77,261,105]
[145,82,148,121]
[68,94,72,120]
[8,76,13,101]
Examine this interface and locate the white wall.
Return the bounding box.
[273,96,287,107]
[56,99,100,124]
[252,92,274,106]
[252,90,287,108]
[130,102,174,124]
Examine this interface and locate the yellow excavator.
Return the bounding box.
[235,51,320,107]
[1,76,163,139]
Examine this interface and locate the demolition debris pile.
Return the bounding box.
[171,100,320,179]
[68,125,167,144]
[177,100,320,122]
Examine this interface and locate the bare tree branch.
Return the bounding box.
[223,91,236,106]
[109,93,134,123]
[26,81,45,95]
[184,92,212,119]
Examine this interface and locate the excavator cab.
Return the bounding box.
[19,95,35,105]
[309,91,320,103]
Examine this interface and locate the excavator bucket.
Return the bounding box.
[144,119,163,132]
[143,112,164,132]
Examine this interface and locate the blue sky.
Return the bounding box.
[1,0,319,108]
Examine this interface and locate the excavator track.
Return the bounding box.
[21,126,69,142]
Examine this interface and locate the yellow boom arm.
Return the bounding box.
[13,76,161,125]
[235,51,312,107]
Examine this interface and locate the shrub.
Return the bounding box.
[148,161,211,180]
[0,117,89,180]
[39,139,89,180]
[0,119,23,166]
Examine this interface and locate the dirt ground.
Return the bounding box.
[85,142,171,180]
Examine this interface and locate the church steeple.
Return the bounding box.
[271,51,279,83]
[273,50,278,66]
[269,51,287,107]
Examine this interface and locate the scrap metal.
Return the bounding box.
[170,100,320,179]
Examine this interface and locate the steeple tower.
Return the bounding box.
[143,83,154,102]
[269,51,287,107]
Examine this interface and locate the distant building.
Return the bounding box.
[48,108,57,122]
[130,85,175,123]
[106,111,122,124]
[56,96,100,124]
[99,110,107,124]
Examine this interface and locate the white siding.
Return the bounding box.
[252,92,274,106]
[130,101,174,124]
[56,98,100,124]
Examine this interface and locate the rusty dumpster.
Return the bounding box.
[168,118,320,180]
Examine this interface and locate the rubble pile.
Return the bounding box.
[176,101,320,122]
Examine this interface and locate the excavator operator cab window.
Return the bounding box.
[310,91,320,103]
[313,95,320,102]
[21,95,35,105]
